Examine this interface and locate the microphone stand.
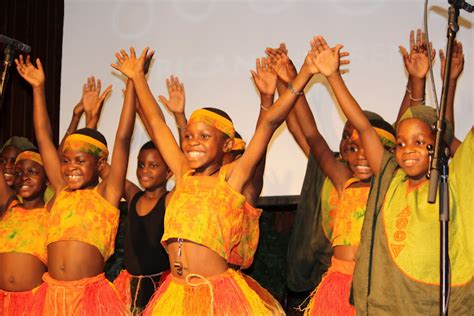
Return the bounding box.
[428,1,471,315]
[0,46,14,112]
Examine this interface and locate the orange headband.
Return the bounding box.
[232,137,246,151]
[15,151,43,166]
[188,109,235,138]
[351,128,396,149]
[63,134,109,158]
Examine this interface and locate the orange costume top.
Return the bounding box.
[161,169,246,261]
[47,187,119,261]
[228,201,262,269]
[0,200,49,264]
[329,178,370,247]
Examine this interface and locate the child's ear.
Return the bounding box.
[166,169,173,180]
[96,157,107,171]
[223,138,234,153]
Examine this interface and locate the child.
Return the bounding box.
[268,44,396,315]
[15,55,133,315]
[113,140,172,315]
[0,150,49,315]
[0,137,37,188]
[312,35,473,315]
[111,45,321,315]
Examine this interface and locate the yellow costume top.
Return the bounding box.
[228,201,262,269]
[330,178,370,247]
[382,130,474,285]
[47,187,119,261]
[0,200,49,264]
[162,169,246,261]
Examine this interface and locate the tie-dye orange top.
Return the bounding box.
[47,187,119,261]
[330,178,370,247]
[0,200,49,264]
[162,169,246,261]
[228,201,262,269]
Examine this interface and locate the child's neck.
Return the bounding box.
[21,196,45,209]
[194,162,222,177]
[143,185,167,200]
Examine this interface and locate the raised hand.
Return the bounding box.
[309,36,349,77]
[158,75,185,114]
[440,41,464,81]
[399,29,434,79]
[250,57,277,96]
[73,100,84,116]
[15,55,45,88]
[265,43,297,84]
[111,47,154,79]
[82,76,112,118]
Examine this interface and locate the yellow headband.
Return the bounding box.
[188,109,235,138]
[351,128,396,149]
[63,134,109,158]
[15,151,43,166]
[232,137,246,151]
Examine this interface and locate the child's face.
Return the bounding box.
[137,149,169,190]
[182,121,231,170]
[14,159,47,200]
[61,149,101,190]
[343,137,373,181]
[0,145,21,187]
[395,118,435,181]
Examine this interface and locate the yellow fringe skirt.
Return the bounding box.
[143,269,283,315]
[304,256,355,316]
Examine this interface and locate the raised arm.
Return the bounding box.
[396,29,434,125]
[440,41,464,155]
[59,98,83,149]
[15,55,65,192]
[312,36,384,175]
[111,48,189,180]
[81,76,112,129]
[272,45,351,191]
[158,75,187,145]
[99,78,133,206]
[228,46,320,192]
[267,44,311,157]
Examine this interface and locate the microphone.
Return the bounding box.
[0,35,31,53]
[448,0,474,12]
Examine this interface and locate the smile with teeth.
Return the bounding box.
[67,174,82,180]
[403,158,418,167]
[3,173,13,180]
[354,165,370,172]
[187,151,205,159]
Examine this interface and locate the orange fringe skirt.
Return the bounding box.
[30,272,128,315]
[143,269,284,315]
[0,285,41,316]
[304,256,355,316]
[113,269,169,315]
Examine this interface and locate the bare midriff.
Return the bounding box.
[0,252,46,291]
[48,241,104,281]
[166,238,228,280]
[333,245,358,262]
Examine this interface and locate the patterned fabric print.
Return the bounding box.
[330,178,370,247]
[162,169,246,261]
[382,132,474,285]
[0,200,49,264]
[228,202,262,269]
[47,188,119,261]
[321,177,337,242]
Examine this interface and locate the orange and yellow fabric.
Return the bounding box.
[228,201,262,269]
[0,200,48,264]
[0,285,43,316]
[143,269,279,315]
[47,187,119,261]
[30,273,127,315]
[161,169,246,260]
[330,178,370,247]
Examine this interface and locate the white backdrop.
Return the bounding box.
[61,0,473,196]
